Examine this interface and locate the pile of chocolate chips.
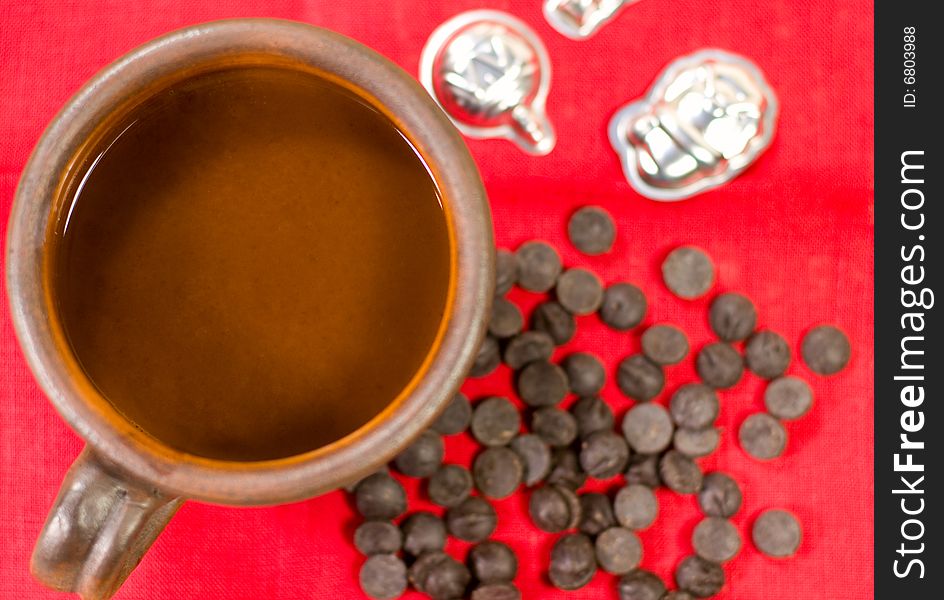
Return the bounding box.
[349,206,850,599]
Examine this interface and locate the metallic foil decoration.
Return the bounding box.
[609,49,779,201]
[420,10,556,156]
[543,0,640,39]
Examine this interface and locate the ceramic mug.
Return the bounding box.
[6,19,493,599]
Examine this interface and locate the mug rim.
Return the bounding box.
[6,18,493,505]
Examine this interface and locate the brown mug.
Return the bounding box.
[6,19,493,600]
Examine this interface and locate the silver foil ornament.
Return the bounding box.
[609,49,779,201]
[420,10,556,155]
[543,0,640,40]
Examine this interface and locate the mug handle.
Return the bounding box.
[31,447,183,600]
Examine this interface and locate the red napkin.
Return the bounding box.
[0,1,873,598]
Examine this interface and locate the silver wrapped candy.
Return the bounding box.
[609,49,779,201]
[420,10,556,155]
[543,0,640,39]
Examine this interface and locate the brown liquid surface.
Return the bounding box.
[51,67,451,461]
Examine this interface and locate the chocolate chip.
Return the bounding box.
[556,268,604,315]
[709,293,757,342]
[739,412,787,460]
[346,466,389,494]
[531,301,577,345]
[562,352,606,397]
[802,325,851,375]
[393,430,444,477]
[356,472,407,520]
[408,551,448,592]
[359,554,407,599]
[554,484,583,531]
[510,434,552,486]
[503,330,555,369]
[659,450,703,494]
[745,330,791,379]
[764,376,814,420]
[471,396,521,447]
[617,569,666,600]
[641,324,690,365]
[547,447,588,490]
[549,533,596,590]
[568,206,616,255]
[489,297,524,338]
[427,464,473,508]
[474,446,524,499]
[354,521,403,556]
[595,527,643,574]
[669,383,720,429]
[531,406,578,448]
[625,453,662,488]
[468,540,518,584]
[470,335,501,377]
[696,342,744,388]
[578,492,616,536]
[697,472,742,518]
[529,485,574,533]
[662,246,715,300]
[409,551,471,600]
[516,241,562,292]
[517,360,569,407]
[692,517,741,563]
[675,555,724,598]
[622,403,674,454]
[579,430,630,479]
[432,392,473,435]
[673,427,720,458]
[570,395,615,439]
[446,497,497,542]
[613,484,658,530]
[495,249,518,296]
[529,486,580,534]
[401,512,447,557]
[753,509,802,558]
[617,354,665,401]
[471,583,521,600]
[600,282,647,330]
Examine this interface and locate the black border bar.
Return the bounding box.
[875,1,941,597]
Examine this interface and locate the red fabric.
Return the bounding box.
[0,1,873,599]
